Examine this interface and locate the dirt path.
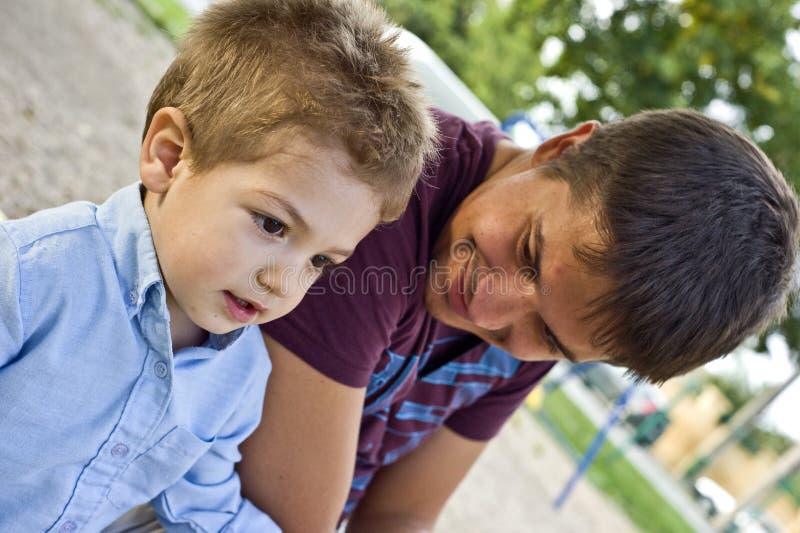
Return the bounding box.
[0,0,172,217]
[437,408,639,533]
[0,2,639,531]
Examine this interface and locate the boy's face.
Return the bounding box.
[144,134,380,341]
[426,159,610,364]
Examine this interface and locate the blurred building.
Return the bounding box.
[653,379,800,531]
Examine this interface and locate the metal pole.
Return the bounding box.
[553,383,637,510]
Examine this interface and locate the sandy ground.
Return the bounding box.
[0,0,172,217]
[0,1,640,531]
[437,408,640,533]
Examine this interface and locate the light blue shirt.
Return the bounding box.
[0,184,279,532]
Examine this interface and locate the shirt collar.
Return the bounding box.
[95,183,161,319]
[94,183,245,355]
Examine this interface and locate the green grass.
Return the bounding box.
[132,0,191,41]
[538,388,695,533]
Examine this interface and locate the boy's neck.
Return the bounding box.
[166,291,209,351]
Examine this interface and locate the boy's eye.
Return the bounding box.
[310,254,334,269]
[254,214,286,237]
[262,216,285,236]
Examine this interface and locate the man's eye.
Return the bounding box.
[521,265,538,282]
[518,228,537,277]
[310,255,334,269]
[544,327,560,355]
[254,214,286,237]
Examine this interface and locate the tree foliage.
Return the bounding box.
[708,374,756,420]
[708,375,793,455]
[381,0,800,183]
[740,426,794,456]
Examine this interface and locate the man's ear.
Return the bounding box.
[140,107,192,194]
[530,121,600,166]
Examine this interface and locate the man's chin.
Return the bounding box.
[435,304,480,335]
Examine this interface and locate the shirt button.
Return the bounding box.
[59,521,77,533]
[111,443,129,457]
[154,360,169,379]
[128,289,137,305]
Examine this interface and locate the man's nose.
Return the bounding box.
[470,267,535,324]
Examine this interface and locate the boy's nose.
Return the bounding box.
[256,256,316,299]
[254,267,288,298]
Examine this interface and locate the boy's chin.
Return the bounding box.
[202,321,243,335]
[184,314,237,336]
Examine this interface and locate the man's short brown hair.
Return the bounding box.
[144,0,436,221]
[543,109,800,382]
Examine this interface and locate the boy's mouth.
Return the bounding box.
[223,290,262,323]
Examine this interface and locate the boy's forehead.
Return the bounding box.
[257,127,359,177]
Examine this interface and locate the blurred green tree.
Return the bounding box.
[381,0,800,187]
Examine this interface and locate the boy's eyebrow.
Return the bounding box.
[534,216,579,363]
[256,190,308,231]
[254,190,355,258]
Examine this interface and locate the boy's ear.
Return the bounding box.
[530,121,600,166]
[140,107,192,194]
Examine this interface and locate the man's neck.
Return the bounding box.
[485,139,533,184]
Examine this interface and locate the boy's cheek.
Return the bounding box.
[269,295,305,321]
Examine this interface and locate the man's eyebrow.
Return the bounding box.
[534,215,579,363]
[549,329,578,362]
[254,190,354,258]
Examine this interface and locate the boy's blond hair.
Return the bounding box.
[144,0,436,220]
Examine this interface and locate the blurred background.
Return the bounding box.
[3,0,800,531]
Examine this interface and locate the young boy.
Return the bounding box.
[0,0,435,531]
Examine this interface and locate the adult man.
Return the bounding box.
[238,107,799,532]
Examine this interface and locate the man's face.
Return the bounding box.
[144,134,381,341]
[425,155,610,363]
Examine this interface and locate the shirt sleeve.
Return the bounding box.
[444,361,554,441]
[0,225,24,368]
[150,351,279,532]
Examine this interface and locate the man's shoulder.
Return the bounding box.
[429,108,506,164]
[417,110,506,222]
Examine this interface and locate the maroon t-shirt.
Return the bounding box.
[262,109,554,515]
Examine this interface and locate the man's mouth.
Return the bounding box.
[447,265,470,320]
